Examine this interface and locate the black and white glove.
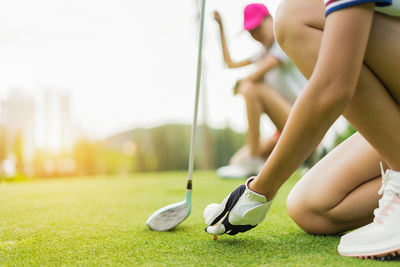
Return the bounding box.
[204,178,272,236]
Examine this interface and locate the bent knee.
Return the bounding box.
[286,188,317,233]
[286,185,339,235]
[274,1,299,51]
[274,0,325,51]
[238,81,261,99]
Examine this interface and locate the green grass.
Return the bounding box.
[0,171,398,266]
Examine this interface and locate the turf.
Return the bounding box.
[0,171,398,266]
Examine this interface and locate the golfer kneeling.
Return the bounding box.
[205,0,400,260]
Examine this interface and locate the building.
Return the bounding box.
[42,89,74,152]
[0,89,35,161]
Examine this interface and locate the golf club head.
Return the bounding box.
[146,199,191,231]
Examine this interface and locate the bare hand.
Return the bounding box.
[233,79,242,95]
[213,11,222,24]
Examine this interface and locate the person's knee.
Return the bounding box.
[286,186,314,232]
[286,183,336,235]
[274,0,304,52]
[274,0,324,53]
[238,80,259,100]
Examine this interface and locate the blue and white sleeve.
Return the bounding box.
[324,0,392,16]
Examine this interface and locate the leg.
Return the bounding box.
[275,0,400,233]
[230,136,278,165]
[287,133,382,234]
[258,135,278,160]
[237,80,292,158]
[275,0,400,170]
[246,82,292,132]
[238,81,264,157]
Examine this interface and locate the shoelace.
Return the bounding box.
[374,163,400,224]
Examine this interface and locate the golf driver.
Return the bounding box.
[146,0,206,231]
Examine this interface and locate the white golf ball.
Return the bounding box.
[203,203,219,220]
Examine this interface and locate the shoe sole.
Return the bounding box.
[339,247,400,261]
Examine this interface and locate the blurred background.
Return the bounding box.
[0,0,352,180]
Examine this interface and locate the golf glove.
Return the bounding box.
[204,177,272,236]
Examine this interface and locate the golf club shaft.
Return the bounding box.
[187,0,206,187]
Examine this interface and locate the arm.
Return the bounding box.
[214,11,252,68]
[244,54,280,82]
[249,4,375,198]
[233,55,279,95]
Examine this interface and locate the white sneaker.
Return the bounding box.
[338,163,400,260]
[217,157,264,179]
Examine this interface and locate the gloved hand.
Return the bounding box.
[204,177,272,236]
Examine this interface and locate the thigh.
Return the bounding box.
[276,0,400,98]
[365,13,400,103]
[287,132,382,214]
[253,83,292,131]
[276,0,400,169]
[274,0,325,78]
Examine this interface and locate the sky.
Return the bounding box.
[0,0,347,145]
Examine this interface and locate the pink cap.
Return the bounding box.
[243,3,270,31]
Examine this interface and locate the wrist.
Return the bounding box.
[247,177,277,201]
